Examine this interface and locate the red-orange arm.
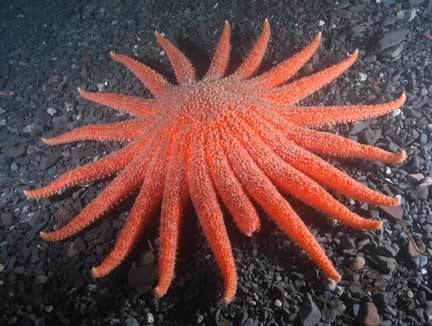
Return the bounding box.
[204,21,231,80]
[232,19,271,79]
[273,93,406,128]
[248,32,321,89]
[24,136,153,199]
[154,133,189,298]
[111,52,171,97]
[78,88,160,117]
[187,131,237,304]
[155,32,196,84]
[265,50,358,105]
[262,110,406,164]
[39,142,156,242]
[42,120,150,145]
[206,129,260,236]
[91,140,169,277]
[217,129,340,282]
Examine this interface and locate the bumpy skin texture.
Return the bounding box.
[25,20,406,304]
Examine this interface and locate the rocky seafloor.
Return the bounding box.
[1,0,432,325]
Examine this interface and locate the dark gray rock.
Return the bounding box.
[125,317,140,326]
[128,263,157,293]
[375,245,397,257]
[0,212,13,226]
[410,186,429,200]
[380,205,403,220]
[300,293,321,326]
[4,144,27,158]
[321,308,337,323]
[358,302,381,326]
[362,128,382,145]
[376,29,409,52]
[368,255,397,274]
[40,151,63,170]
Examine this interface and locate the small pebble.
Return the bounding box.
[46,107,57,116]
[96,82,105,91]
[35,274,48,285]
[351,256,366,271]
[392,108,401,117]
[146,312,155,324]
[125,317,140,326]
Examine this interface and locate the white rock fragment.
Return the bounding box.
[392,108,401,117]
[23,124,34,133]
[420,176,432,187]
[96,83,105,91]
[47,107,57,116]
[359,72,368,81]
[146,312,155,324]
[65,102,74,112]
[408,9,417,22]
[408,173,425,182]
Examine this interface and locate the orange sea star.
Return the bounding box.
[25,20,406,303]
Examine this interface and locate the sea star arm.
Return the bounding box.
[248,32,321,89]
[204,21,231,80]
[217,129,341,282]
[39,143,156,241]
[155,32,196,84]
[273,93,406,128]
[261,110,406,164]
[41,120,150,145]
[243,111,399,206]
[110,52,171,97]
[206,129,260,236]
[265,50,358,105]
[232,19,271,79]
[91,141,168,277]
[78,88,160,117]
[24,136,153,199]
[154,134,189,298]
[187,131,237,304]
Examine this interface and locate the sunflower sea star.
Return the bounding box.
[25,20,406,303]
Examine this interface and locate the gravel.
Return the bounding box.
[1,0,431,325]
